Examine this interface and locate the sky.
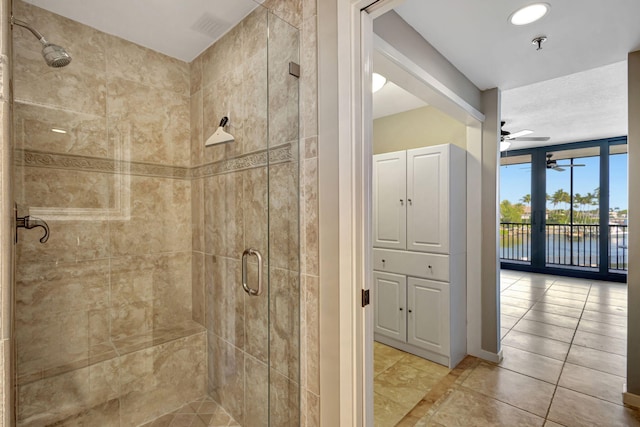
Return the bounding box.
[500,153,628,210]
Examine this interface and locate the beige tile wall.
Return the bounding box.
[2,0,319,425]
[0,0,11,424]
[11,1,202,425]
[299,0,320,425]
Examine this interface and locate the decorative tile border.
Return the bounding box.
[16,143,294,180]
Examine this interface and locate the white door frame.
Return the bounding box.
[318,1,490,425]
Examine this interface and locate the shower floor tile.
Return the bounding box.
[141,396,240,427]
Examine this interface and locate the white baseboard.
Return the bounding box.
[468,347,503,364]
[623,385,640,409]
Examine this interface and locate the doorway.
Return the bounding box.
[365,4,488,425]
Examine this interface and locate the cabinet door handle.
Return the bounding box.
[400,199,404,206]
[408,309,412,313]
[399,307,403,311]
[407,198,412,205]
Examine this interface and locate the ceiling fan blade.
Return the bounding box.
[553,167,566,172]
[506,129,533,139]
[555,163,586,167]
[512,136,551,141]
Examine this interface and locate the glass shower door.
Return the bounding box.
[199,6,301,426]
[267,11,301,426]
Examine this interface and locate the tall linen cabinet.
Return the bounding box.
[372,144,466,368]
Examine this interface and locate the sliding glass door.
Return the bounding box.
[544,147,600,269]
[500,137,627,282]
[500,154,532,264]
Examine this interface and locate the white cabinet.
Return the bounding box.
[406,147,449,253]
[373,145,465,255]
[373,271,406,342]
[373,151,407,250]
[407,278,449,356]
[374,272,451,362]
[372,144,466,369]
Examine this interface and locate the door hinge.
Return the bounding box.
[361,289,370,307]
[289,62,300,78]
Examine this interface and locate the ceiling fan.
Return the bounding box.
[546,153,585,172]
[500,121,550,151]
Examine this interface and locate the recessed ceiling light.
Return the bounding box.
[372,73,387,93]
[509,3,550,26]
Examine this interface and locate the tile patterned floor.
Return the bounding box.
[374,271,640,427]
[374,342,451,426]
[141,396,239,427]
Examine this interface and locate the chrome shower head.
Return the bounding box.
[42,43,72,68]
[12,17,72,68]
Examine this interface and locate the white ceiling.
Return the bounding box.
[501,61,627,149]
[388,0,640,148]
[394,0,640,91]
[23,0,263,62]
[373,81,427,119]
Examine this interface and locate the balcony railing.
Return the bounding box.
[500,223,532,262]
[500,223,628,272]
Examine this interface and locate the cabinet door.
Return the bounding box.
[373,271,406,341]
[407,277,450,356]
[406,146,449,253]
[373,151,407,249]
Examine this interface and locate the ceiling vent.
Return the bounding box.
[191,12,229,39]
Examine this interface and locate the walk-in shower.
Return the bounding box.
[11,17,71,67]
[11,0,300,425]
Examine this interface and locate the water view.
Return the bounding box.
[500,148,628,273]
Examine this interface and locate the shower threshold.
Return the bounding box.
[140,396,240,427]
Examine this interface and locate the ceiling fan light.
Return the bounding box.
[500,140,512,152]
[372,73,387,93]
[509,3,550,26]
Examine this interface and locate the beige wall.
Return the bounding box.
[480,88,500,354]
[0,0,11,424]
[373,105,466,154]
[627,50,640,398]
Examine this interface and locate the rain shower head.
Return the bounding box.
[12,17,72,68]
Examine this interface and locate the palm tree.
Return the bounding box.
[573,193,583,223]
[551,189,564,209]
[551,189,571,223]
[575,193,593,223]
[561,190,571,211]
[585,192,597,223]
[520,194,531,223]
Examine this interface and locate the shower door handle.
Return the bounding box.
[241,248,263,296]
